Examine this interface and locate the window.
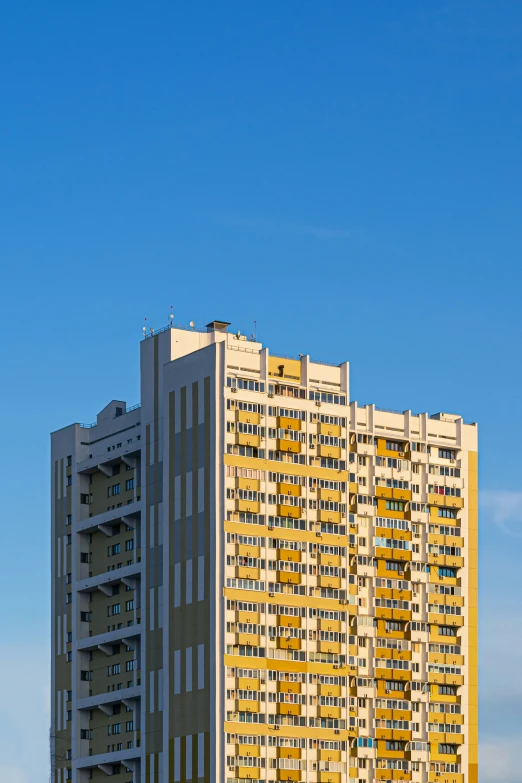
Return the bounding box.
[126,660,136,672]
[126,479,134,491]
[107,604,121,616]
[108,484,121,497]
[108,544,121,556]
[438,685,457,696]
[126,600,134,611]
[66,475,72,486]
[107,723,121,735]
[439,743,458,754]
[439,508,457,519]
[126,721,134,732]
[66,514,72,526]
[125,539,134,551]
[385,501,404,511]
[112,464,121,476]
[108,663,121,676]
[439,567,457,578]
[439,449,456,460]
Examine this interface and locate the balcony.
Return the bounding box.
[75,502,142,535]
[76,561,142,594]
[236,410,260,425]
[76,625,141,651]
[237,477,260,491]
[236,433,260,448]
[236,566,260,580]
[318,422,341,437]
[77,684,141,712]
[278,416,302,431]
[277,438,301,453]
[276,571,301,584]
[318,488,341,502]
[75,746,142,773]
[317,444,341,459]
[236,499,260,513]
[277,504,301,518]
[278,482,301,497]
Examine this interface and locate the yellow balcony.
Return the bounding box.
[277,438,301,453]
[376,438,407,458]
[428,493,465,510]
[318,705,341,719]
[277,637,301,650]
[237,543,261,558]
[277,614,301,628]
[319,684,341,697]
[236,566,260,580]
[276,570,301,584]
[278,482,302,497]
[318,575,341,589]
[276,702,301,716]
[236,699,259,712]
[318,748,341,761]
[318,553,341,567]
[236,499,260,513]
[318,422,341,437]
[237,410,260,425]
[318,488,341,502]
[317,444,341,459]
[237,610,260,624]
[278,416,302,431]
[318,618,340,632]
[238,767,263,780]
[277,548,302,562]
[277,680,301,694]
[277,747,302,759]
[276,771,301,782]
[376,499,406,519]
[237,477,260,491]
[237,678,260,691]
[319,773,341,783]
[277,504,301,518]
[236,433,260,448]
[237,633,260,647]
[237,743,260,757]
[318,509,341,524]
[318,640,341,654]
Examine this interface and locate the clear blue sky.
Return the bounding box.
[0,2,521,780]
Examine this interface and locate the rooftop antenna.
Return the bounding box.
[254,320,257,340]
[143,317,147,338]
[190,321,195,330]
[150,326,154,335]
[169,305,174,327]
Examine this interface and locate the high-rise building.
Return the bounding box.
[51,320,478,783]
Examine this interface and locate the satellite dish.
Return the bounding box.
[190,321,195,329]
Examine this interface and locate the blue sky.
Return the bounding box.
[0,1,521,779]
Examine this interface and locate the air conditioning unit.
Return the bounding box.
[350,522,356,528]
[310,553,316,559]
[334,729,340,735]
[310,486,316,492]
[231,387,237,393]
[269,592,275,597]
[333,664,339,669]
[399,452,404,457]
[270,636,276,641]
[310,444,315,449]
[316,532,322,537]
[339,599,346,605]
[268,525,274,530]
[450,459,455,463]
[229,766,235,771]
[268,393,274,398]
[315,401,321,407]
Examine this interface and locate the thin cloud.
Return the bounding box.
[480,489,522,538]
[481,737,521,783]
[219,214,353,239]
